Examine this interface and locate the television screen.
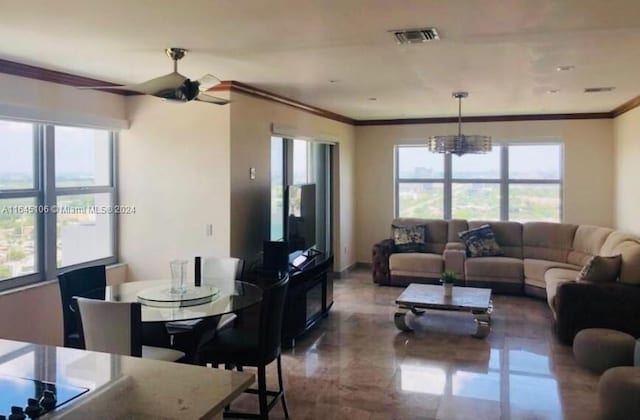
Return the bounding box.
[286,183,316,253]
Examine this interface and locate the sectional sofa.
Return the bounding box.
[372,219,640,343]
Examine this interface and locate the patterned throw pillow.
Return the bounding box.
[577,255,621,283]
[391,224,427,253]
[458,224,504,258]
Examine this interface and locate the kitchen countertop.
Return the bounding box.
[0,339,254,419]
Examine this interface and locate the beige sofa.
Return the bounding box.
[372,219,640,312]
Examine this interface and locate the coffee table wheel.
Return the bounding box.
[394,310,413,332]
[411,308,425,316]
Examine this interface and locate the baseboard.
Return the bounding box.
[331,262,365,278]
[355,262,372,269]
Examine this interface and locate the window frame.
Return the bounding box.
[394,142,564,221]
[0,121,118,292]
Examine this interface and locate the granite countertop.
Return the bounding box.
[0,339,254,419]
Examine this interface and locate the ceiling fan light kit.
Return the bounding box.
[77,47,229,105]
[427,92,492,156]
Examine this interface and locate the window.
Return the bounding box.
[0,121,39,282]
[396,146,444,219]
[451,147,502,220]
[395,143,562,221]
[54,127,116,268]
[0,120,117,291]
[508,144,562,222]
[270,137,285,240]
[292,139,309,184]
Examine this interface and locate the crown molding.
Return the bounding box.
[611,94,640,117]
[353,112,613,126]
[0,57,638,124]
[0,57,135,95]
[210,80,355,124]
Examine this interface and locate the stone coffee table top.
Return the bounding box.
[396,283,492,312]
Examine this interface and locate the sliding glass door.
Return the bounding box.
[269,136,333,255]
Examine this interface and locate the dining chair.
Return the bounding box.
[73,297,185,362]
[168,256,246,361]
[198,256,245,329]
[58,265,106,348]
[194,274,290,419]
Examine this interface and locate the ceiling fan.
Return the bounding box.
[79,48,229,105]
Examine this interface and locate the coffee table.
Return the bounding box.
[394,283,493,338]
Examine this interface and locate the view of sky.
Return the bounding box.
[0,121,109,177]
[0,120,32,174]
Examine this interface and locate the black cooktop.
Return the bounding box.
[0,374,88,419]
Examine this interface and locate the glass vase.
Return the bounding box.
[170,259,188,294]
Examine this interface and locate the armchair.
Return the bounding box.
[554,281,640,344]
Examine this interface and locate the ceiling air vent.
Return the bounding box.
[584,87,616,93]
[392,28,440,44]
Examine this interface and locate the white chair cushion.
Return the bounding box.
[142,346,185,362]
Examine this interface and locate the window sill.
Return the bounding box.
[0,263,127,297]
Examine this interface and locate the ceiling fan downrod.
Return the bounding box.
[165,47,187,72]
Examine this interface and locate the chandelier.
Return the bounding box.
[427,92,492,156]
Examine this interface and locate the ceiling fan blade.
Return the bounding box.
[195,93,230,105]
[196,74,222,91]
[133,72,187,95]
[77,85,130,90]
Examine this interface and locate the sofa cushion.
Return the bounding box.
[523,222,577,263]
[389,253,443,277]
[465,257,523,283]
[392,218,448,254]
[392,224,427,253]
[469,221,523,258]
[447,219,468,243]
[577,255,622,283]
[567,225,614,266]
[545,268,580,315]
[524,258,582,288]
[601,231,640,285]
[459,224,504,257]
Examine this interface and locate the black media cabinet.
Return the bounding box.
[281,253,333,348]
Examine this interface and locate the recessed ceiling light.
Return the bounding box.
[547,89,560,94]
[556,65,575,72]
[584,87,616,93]
[368,97,377,101]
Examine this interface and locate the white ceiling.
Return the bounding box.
[1,0,639,119]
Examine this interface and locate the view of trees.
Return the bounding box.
[0,179,100,281]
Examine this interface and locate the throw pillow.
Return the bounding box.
[576,255,622,283]
[391,224,427,253]
[458,224,504,258]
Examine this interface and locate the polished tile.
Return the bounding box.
[229,269,599,419]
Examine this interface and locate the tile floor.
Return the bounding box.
[231,269,600,420]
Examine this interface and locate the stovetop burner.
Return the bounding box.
[0,374,88,419]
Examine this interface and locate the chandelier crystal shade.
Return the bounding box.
[427,92,492,156]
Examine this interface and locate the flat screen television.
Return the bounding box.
[285,183,316,255]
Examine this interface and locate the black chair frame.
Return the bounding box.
[58,265,106,348]
[198,274,290,420]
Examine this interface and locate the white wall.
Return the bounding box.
[0,265,127,346]
[614,106,640,235]
[229,91,356,272]
[355,119,614,262]
[118,95,231,281]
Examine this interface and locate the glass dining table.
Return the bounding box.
[85,279,263,323]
